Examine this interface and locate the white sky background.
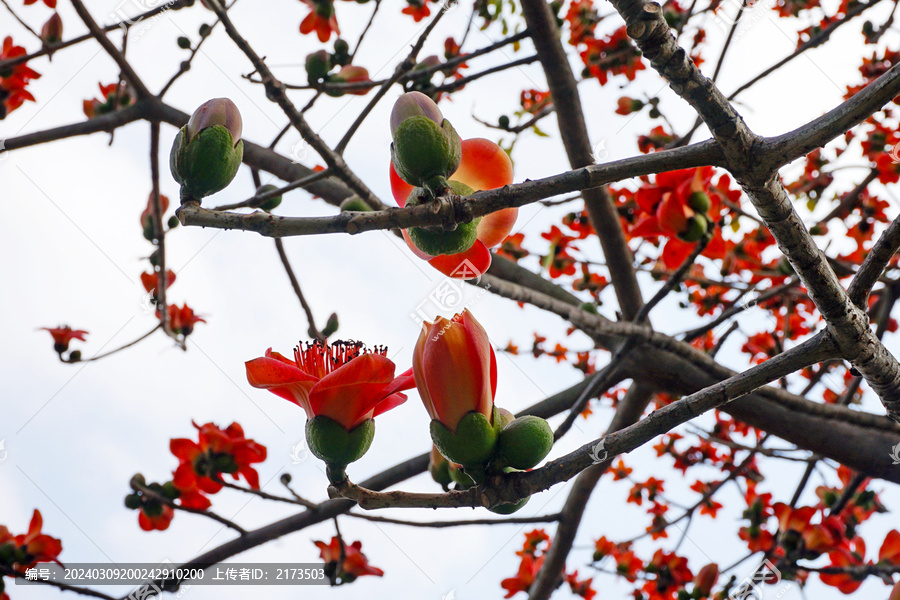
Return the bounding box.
[2,0,900,598]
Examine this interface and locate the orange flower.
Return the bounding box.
[314,537,384,580]
[246,340,414,431]
[140,270,176,295]
[82,82,134,119]
[501,553,544,597]
[138,505,174,532]
[171,421,267,499]
[879,529,900,564]
[391,138,517,279]
[40,326,88,353]
[402,0,431,22]
[9,510,63,569]
[299,0,340,42]
[413,310,496,433]
[0,36,41,118]
[165,304,205,337]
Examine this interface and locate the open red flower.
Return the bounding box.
[1,36,41,118]
[10,510,62,569]
[300,0,340,42]
[246,340,414,431]
[501,553,545,598]
[391,138,517,279]
[40,326,88,354]
[413,310,496,432]
[138,505,174,532]
[140,270,176,295]
[171,421,267,501]
[630,167,730,269]
[402,0,431,21]
[163,304,205,337]
[82,82,134,119]
[315,537,384,579]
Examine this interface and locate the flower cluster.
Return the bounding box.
[314,536,383,583]
[124,421,266,531]
[0,510,62,600]
[0,37,40,119]
[501,530,595,599]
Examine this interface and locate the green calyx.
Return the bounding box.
[255,184,282,212]
[677,215,708,242]
[391,116,461,188]
[687,191,711,213]
[170,124,244,202]
[488,467,530,514]
[430,409,497,467]
[407,180,479,256]
[496,415,554,470]
[306,416,375,474]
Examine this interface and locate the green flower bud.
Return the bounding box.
[687,191,711,213]
[429,410,497,467]
[167,215,180,229]
[171,98,244,202]
[429,446,453,489]
[332,38,350,66]
[497,415,553,470]
[280,473,292,484]
[131,473,146,487]
[339,195,372,212]
[306,416,375,469]
[449,463,478,488]
[306,50,332,82]
[255,184,283,212]
[124,493,141,510]
[678,215,708,242]
[488,496,530,514]
[493,407,514,435]
[498,115,510,129]
[161,481,181,499]
[177,36,191,49]
[390,93,461,189]
[321,313,339,338]
[406,180,479,256]
[68,350,82,362]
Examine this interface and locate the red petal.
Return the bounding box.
[631,216,664,237]
[427,241,491,279]
[657,192,689,234]
[390,162,415,207]
[452,138,514,191]
[477,208,518,248]
[169,438,200,461]
[309,353,398,429]
[245,356,318,416]
[661,239,694,269]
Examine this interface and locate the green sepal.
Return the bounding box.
[391,116,462,188]
[170,124,243,201]
[407,180,480,256]
[306,416,375,468]
[497,415,554,470]
[430,410,497,467]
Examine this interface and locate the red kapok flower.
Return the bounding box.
[11,510,63,569]
[413,310,496,433]
[0,36,41,118]
[164,304,205,337]
[40,326,88,354]
[171,421,267,499]
[391,138,517,279]
[501,553,544,598]
[246,340,414,431]
[24,0,57,7]
[140,270,176,295]
[402,0,431,22]
[300,0,340,42]
[82,82,134,119]
[315,537,384,580]
[138,504,174,532]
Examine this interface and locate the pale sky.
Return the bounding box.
[3,0,900,598]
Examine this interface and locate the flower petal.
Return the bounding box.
[427,240,491,279]
[451,138,513,191]
[309,353,398,429]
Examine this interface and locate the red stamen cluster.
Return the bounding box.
[293,340,388,378]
